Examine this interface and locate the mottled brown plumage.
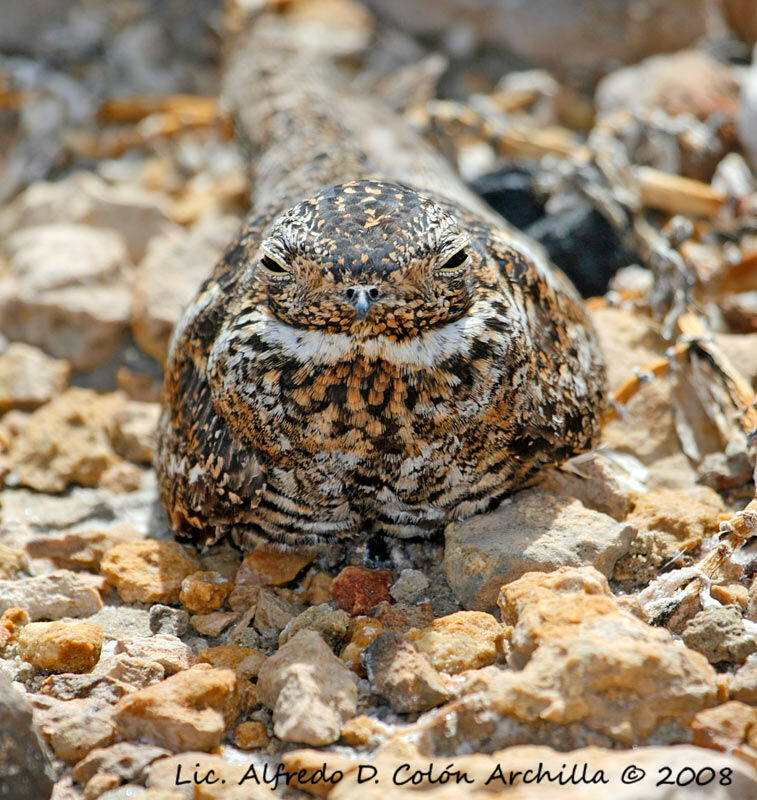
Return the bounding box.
[156,11,607,551]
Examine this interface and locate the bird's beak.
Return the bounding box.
[346,285,379,318]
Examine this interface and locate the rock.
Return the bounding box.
[131,213,240,364]
[0,171,173,263]
[114,635,198,675]
[536,455,631,520]
[198,644,255,670]
[48,711,116,764]
[732,654,757,704]
[109,401,160,464]
[85,605,153,641]
[149,605,190,637]
[444,489,634,612]
[372,600,435,631]
[0,224,132,370]
[83,773,121,799]
[394,566,718,752]
[331,566,393,615]
[0,342,70,413]
[5,388,127,492]
[233,721,269,750]
[301,571,335,605]
[0,569,102,620]
[0,544,28,580]
[0,606,28,649]
[25,523,144,571]
[253,588,297,634]
[406,611,508,674]
[73,741,172,785]
[340,715,393,748]
[179,571,234,615]
[39,672,131,704]
[721,292,757,334]
[363,0,708,80]
[190,611,238,637]
[723,0,757,46]
[279,603,350,649]
[0,671,56,800]
[146,752,264,799]
[682,606,757,666]
[691,701,757,751]
[236,650,266,680]
[389,569,429,604]
[18,620,103,672]
[362,631,455,713]
[101,540,200,604]
[114,664,238,752]
[235,546,317,587]
[613,487,723,585]
[257,629,358,746]
[596,50,740,120]
[339,616,384,675]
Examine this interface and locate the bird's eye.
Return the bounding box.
[437,248,469,273]
[260,254,291,277]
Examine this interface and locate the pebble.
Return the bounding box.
[190,611,238,637]
[48,711,116,764]
[0,224,132,370]
[257,629,358,746]
[100,540,200,604]
[235,546,317,588]
[148,605,190,637]
[233,720,269,750]
[388,569,429,604]
[198,644,254,670]
[109,401,161,464]
[253,588,297,634]
[0,342,70,414]
[0,672,56,800]
[331,566,393,615]
[5,388,127,492]
[18,620,103,673]
[0,544,28,580]
[114,634,198,675]
[72,741,172,785]
[26,523,144,571]
[179,570,234,615]
[691,700,757,752]
[723,0,757,46]
[278,603,350,649]
[682,606,757,666]
[739,47,757,171]
[406,611,508,674]
[372,601,435,631]
[0,569,102,620]
[731,653,757,704]
[83,773,121,799]
[339,616,384,675]
[444,489,634,612]
[362,630,455,713]
[114,664,238,752]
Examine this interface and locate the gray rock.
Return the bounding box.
[0,569,102,620]
[149,605,190,637]
[0,672,55,800]
[362,630,455,713]
[389,569,429,605]
[72,741,171,785]
[682,606,757,665]
[444,489,635,612]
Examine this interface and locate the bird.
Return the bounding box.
[156,177,607,552]
[155,12,607,554]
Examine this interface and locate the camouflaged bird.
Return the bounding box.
[156,9,607,551]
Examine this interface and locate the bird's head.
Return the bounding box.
[253,180,478,341]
